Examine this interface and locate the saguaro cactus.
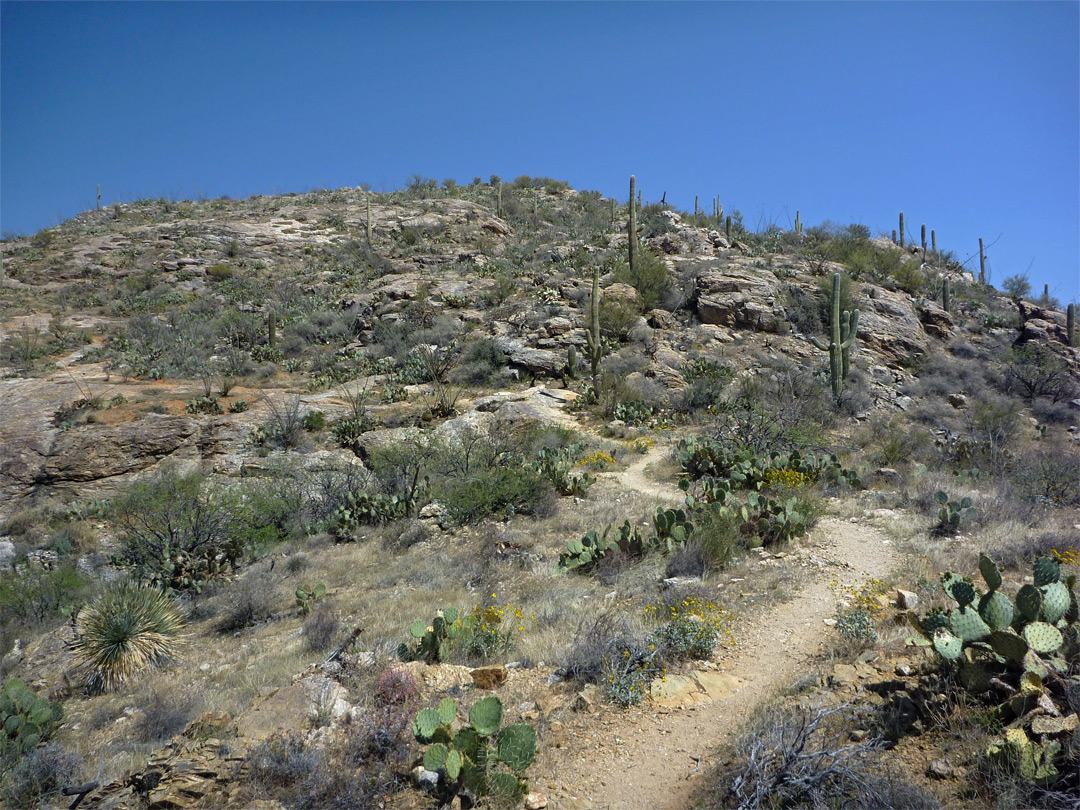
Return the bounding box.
[795,210,802,234]
[268,310,277,349]
[931,229,937,254]
[726,215,732,241]
[97,185,101,211]
[628,175,637,276]
[979,238,986,284]
[899,212,905,247]
[921,224,927,252]
[809,273,860,397]
[585,264,604,380]
[942,278,952,314]
[1068,303,1076,347]
[366,196,372,243]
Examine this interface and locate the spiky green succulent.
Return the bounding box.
[412,696,535,805]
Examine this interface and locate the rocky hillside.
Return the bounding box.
[1,179,1078,810]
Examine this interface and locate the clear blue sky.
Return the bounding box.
[3,1,1077,301]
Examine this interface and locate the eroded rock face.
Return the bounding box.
[856,286,930,364]
[1017,301,1070,345]
[695,266,785,333]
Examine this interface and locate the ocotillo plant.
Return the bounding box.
[809,273,860,397]
[628,175,637,276]
[942,278,952,314]
[979,238,986,284]
[1068,303,1076,347]
[899,212,905,247]
[585,264,604,381]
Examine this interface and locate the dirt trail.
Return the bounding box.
[538,441,899,810]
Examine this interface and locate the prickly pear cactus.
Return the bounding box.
[914,552,1079,793]
[412,695,536,805]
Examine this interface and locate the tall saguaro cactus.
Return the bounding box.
[942,278,952,314]
[931,229,937,254]
[921,224,927,252]
[979,238,986,284]
[628,175,637,276]
[97,185,102,211]
[585,263,604,381]
[795,210,802,235]
[809,273,860,397]
[899,212,905,247]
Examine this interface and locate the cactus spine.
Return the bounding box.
[942,278,952,314]
[628,175,637,276]
[809,273,859,397]
[1068,303,1076,347]
[979,237,986,284]
[899,212,905,247]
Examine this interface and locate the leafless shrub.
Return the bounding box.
[302,601,340,652]
[718,703,941,810]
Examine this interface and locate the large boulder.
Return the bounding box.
[1017,301,1070,345]
[856,285,930,364]
[695,266,784,332]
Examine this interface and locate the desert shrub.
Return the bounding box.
[451,337,505,385]
[302,601,340,652]
[599,295,642,340]
[260,394,307,449]
[0,564,92,630]
[232,470,307,548]
[1002,343,1076,403]
[665,541,709,579]
[113,467,242,591]
[681,358,736,411]
[438,467,553,525]
[133,687,200,743]
[1011,443,1080,507]
[71,583,185,692]
[383,519,431,551]
[0,742,83,809]
[714,703,941,810]
[646,587,733,661]
[713,359,833,454]
[217,573,277,632]
[691,504,744,569]
[612,245,672,310]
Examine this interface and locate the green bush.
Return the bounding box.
[612,245,671,310]
[438,467,551,525]
[113,467,243,592]
[71,584,184,692]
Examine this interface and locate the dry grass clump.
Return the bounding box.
[72,584,185,693]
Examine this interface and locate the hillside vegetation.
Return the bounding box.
[1,176,1078,810]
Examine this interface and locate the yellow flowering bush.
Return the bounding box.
[464,593,532,662]
[578,451,615,470]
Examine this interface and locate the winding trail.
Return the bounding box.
[536,440,900,810]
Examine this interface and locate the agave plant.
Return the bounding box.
[72,583,185,692]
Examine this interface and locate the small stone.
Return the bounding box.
[525,793,548,809]
[415,768,439,791]
[927,758,958,779]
